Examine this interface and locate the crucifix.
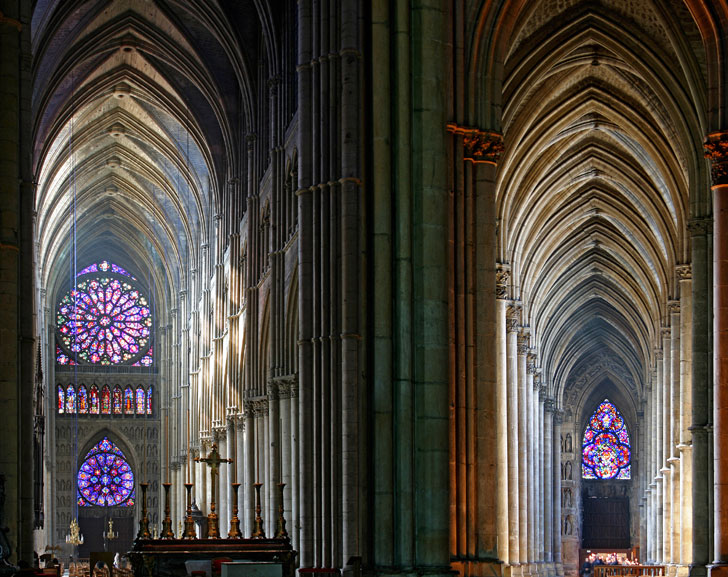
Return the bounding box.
[195,442,232,538]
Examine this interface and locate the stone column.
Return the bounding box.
[0,0,33,562]
[526,352,536,573]
[544,398,554,570]
[662,326,672,564]
[670,301,682,566]
[688,213,712,577]
[518,330,530,569]
[497,267,511,564]
[506,305,521,572]
[553,410,563,575]
[678,264,694,568]
[707,133,728,577]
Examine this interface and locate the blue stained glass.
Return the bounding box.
[56,274,152,365]
[58,385,65,413]
[77,437,135,507]
[582,399,631,479]
[66,385,76,413]
[136,386,145,414]
[146,386,152,415]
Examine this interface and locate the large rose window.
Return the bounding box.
[56,264,152,365]
[77,437,135,507]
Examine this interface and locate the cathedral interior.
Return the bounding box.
[3,0,728,576]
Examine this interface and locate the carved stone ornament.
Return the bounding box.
[705,132,728,186]
[517,332,529,354]
[676,264,692,281]
[506,304,521,333]
[447,123,504,164]
[687,217,713,236]
[668,300,680,315]
[496,266,511,300]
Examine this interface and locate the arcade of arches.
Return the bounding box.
[4,1,728,577]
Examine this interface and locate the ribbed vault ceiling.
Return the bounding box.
[33,0,259,304]
[497,2,706,414]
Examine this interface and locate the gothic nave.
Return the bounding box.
[1,1,728,577]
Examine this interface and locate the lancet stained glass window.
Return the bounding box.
[113,386,122,414]
[57,385,65,413]
[89,385,100,414]
[77,437,135,507]
[56,264,152,365]
[582,399,631,479]
[136,386,145,414]
[100,385,111,414]
[124,387,134,414]
[78,385,88,413]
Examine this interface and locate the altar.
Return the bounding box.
[128,538,296,577]
[128,443,296,577]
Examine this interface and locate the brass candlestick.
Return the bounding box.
[274,482,288,540]
[227,482,242,539]
[160,482,174,539]
[136,482,151,540]
[183,483,197,539]
[251,482,266,538]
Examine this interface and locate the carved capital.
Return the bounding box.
[517,332,529,354]
[687,217,713,236]
[668,300,680,315]
[506,304,521,333]
[527,352,537,374]
[705,132,728,186]
[676,264,692,281]
[654,348,664,361]
[496,264,511,300]
[553,409,564,424]
[661,326,671,339]
[447,123,504,164]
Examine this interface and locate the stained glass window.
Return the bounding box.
[146,386,152,415]
[89,385,100,414]
[132,347,153,367]
[77,261,136,280]
[101,386,111,414]
[124,387,134,414]
[582,399,631,479]
[66,385,76,413]
[77,436,135,507]
[113,386,123,414]
[58,385,65,413]
[78,385,88,414]
[56,270,152,366]
[56,345,75,365]
[136,386,145,414]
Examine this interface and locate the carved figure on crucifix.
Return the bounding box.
[195,443,232,538]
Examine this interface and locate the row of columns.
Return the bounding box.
[497,282,563,577]
[641,265,693,572]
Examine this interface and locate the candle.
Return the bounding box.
[232,417,237,483]
[186,409,190,482]
[165,412,169,483]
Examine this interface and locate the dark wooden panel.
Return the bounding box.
[582,497,630,549]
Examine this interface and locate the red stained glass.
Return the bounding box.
[56,272,152,366]
[89,385,100,414]
[582,399,631,479]
[101,385,111,414]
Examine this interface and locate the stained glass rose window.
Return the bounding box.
[56,265,152,365]
[77,437,135,507]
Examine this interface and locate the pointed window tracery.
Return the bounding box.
[100,385,111,414]
[77,436,135,507]
[582,399,631,479]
